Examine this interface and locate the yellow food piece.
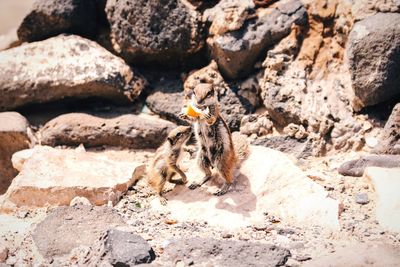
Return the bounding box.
[184,104,202,117]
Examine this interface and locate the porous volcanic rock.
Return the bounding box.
[0,35,146,111]
[145,77,188,125]
[106,0,205,67]
[33,205,125,258]
[208,0,307,78]
[40,113,176,149]
[203,0,255,35]
[373,103,400,154]
[17,0,98,42]
[161,237,291,266]
[347,13,400,107]
[4,145,146,207]
[85,229,155,265]
[0,112,30,194]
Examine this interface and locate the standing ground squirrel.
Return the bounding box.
[181,83,247,196]
[147,125,192,205]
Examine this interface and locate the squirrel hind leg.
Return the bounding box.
[213,182,231,196]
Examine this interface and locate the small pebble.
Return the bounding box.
[355,193,369,205]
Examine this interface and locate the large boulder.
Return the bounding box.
[40,113,176,149]
[160,238,291,266]
[373,103,400,154]
[0,35,146,111]
[365,167,400,232]
[208,0,307,79]
[3,146,147,207]
[33,206,125,258]
[347,13,400,107]
[151,145,340,230]
[17,0,98,42]
[0,112,30,194]
[105,0,205,66]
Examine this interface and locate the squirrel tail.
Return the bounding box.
[232,132,250,164]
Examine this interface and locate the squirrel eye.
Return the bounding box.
[176,132,182,138]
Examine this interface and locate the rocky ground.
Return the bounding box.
[0,0,400,266]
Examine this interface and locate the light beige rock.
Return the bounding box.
[0,35,146,111]
[4,146,146,207]
[70,196,92,206]
[365,167,400,232]
[151,145,340,230]
[204,0,255,35]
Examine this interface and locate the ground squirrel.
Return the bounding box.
[147,125,192,205]
[181,83,247,196]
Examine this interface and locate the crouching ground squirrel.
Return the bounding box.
[181,83,248,196]
[147,125,192,205]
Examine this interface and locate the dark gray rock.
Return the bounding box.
[145,78,188,125]
[0,112,30,194]
[33,205,125,258]
[106,0,205,67]
[86,229,155,266]
[17,0,98,42]
[373,103,400,154]
[251,135,317,159]
[355,193,369,205]
[40,113,176,149]
[160,237,291,266]
[347,13,400,107]
[338,155,400,177]
[0,35,146,111]
[209,0,307,79]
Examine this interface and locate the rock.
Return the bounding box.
[355,193,369,205]
[17,0,98,42]
[106,0,205,67]
[145,77,188,125]
[351,0,400,21]
[208,0,307,78]
[160,237,291,266]
[40,113,176,149]
[151,145,340,230]
[33,206,125,258]
[338,155,400,177]
[183,61,253,130]
[251,135,317,159]
[85,229,155,265]
[0,112,30,194]
[0,35,146,111]
[374,103,400,154]
[347,13,400,107]
[304,244,400,267]
[240,112,274,137]
[365,167,400,232]
[3,146,146,207]
[70,196,91,206]
[203,0,255,35]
